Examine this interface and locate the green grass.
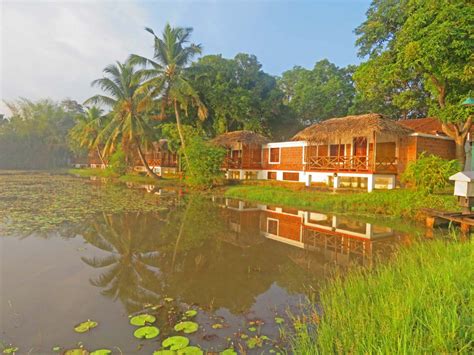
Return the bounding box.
[290,239,473,353]
[68,168,182,186]
[224,184,458,220]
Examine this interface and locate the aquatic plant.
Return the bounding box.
[174,321,199,334]
[184,310,197,318]
[130,314,156,326]
[90,350,112,355]
[162,336,190,350]
[74,320,98,333]
[133,326,160,339]
[177,346,203,355]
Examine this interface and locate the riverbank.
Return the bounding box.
[224,184,458,221]
[289,238,473,353]
[68,168,183,186]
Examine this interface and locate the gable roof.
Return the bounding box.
[397,118,445,135]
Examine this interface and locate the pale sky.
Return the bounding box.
[0,0,370,116]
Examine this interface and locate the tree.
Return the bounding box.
[279,60,355,124]
[187,54,290,137]
[130,24,208,170]
[355,0,473,166]
[69,106,108,165]
[84,60,160,179]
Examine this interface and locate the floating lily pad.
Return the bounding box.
[174,321,199,334]
[246,335,267,349]
[164,297,174,302]
[134,326,160,339]
[184,310,197,318]
[74,320,98,333]
[52,347,61,352]
[130,313,156,326]
[240,334,249,339]
[2,347,18,354]
[211,323,223,329]
[91,350,112,355]
[162,336,189,351]
[64,350,89,355]
[153,351,175,355]
[177,346,203,355]
[248,326,257,332]
[219,349,237,355]
[274,317,285,324]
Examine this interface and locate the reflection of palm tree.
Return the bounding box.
[81,213,166,312]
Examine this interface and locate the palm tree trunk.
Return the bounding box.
[174,99,191,171]
[96,146,107,167]
[136,141,161,180]
[171,196,192,271]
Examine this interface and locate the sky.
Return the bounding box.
[0,0,371,116]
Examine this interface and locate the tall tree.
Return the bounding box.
[130,24,207,170]
[355,0,473,166]
[84,60,160,179]
[279,60,355,124]
[69,106,108,165]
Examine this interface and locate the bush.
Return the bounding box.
[401,153,460,194]
[107,146,127,176]
[184,136,226,188]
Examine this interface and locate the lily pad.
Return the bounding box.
[130,313,156,326]
[211,323,223,329]
[274,317,285,324]
[74,320,98,333]
[219,349,237,355]
[133,326,160,339]
[52,347,61,352]
[153,351,175,355]
[91,350,112,355]
[2,347,18,354]
[174,321,199,334]
[162,336,189,351]
[248,326,257,332]
[246,336,266,349]
[184,310,197,318]
[164,297,174,302]
[64,350,89,355]
[178,346,203,355]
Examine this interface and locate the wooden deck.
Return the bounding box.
[423,208,474,234]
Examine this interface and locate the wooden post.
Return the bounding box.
[337,138,341,171]
[372,131,377,172]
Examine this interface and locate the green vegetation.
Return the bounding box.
[67,168,181,186]
[224,184,458,220]
[183,136,226,188]
[401,153,460,194]
[290,240,473,353]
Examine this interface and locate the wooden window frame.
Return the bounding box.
[267,218,279,235]
[268,147,281,164]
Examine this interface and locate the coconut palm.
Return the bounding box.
[69,106,108,165]
[84,60,160,179]
[129,24,208,169]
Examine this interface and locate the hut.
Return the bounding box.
[211,130,270,179]
[291,113,413,191]
[133,139,178,176]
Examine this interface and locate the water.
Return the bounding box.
[0,176,417,354]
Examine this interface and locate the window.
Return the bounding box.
[267,171,277,180]
[330,144,345,156]
[283,172,299,181]
[267,218,279,235]
[269,147,280,163]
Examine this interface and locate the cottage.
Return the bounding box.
[133,139,178,176]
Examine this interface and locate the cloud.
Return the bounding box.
[1,0,153,115]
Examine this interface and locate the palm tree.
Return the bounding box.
[69,106,108,166]
[129,24,208,169]
[84,60,160,179]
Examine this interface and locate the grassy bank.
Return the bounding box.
[68,168,182,186]
[290,239,473,353]
[224,184,458,220]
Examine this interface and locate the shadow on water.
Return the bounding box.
[1,181,428,353]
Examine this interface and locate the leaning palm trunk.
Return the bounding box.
[136,141,161,180]
[174,99,191,171]
[96,146,107,167]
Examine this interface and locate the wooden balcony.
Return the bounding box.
[306,155,397,173]
[223,158,262,170]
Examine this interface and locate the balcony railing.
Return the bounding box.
[307,156,397,173]
[223,158,263,170]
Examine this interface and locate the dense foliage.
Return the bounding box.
[183,136,226,188]
[401,153,459,194]
[0,99,80,169]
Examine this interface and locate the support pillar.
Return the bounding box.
[367,175,375,192]
[239,170,245,180]
[333,175,340,190]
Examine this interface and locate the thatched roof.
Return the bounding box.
[291,113,413,143]
[211,130,270,147]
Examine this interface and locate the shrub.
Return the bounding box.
[401,153,460,194]
[184,136,226,188]
[107,146,127,176]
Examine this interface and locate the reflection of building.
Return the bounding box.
[214,197,406,267]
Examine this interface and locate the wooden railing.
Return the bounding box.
[223,158,262,169]
[307,155,397,173]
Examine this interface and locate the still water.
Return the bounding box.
[1,178,416,354]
